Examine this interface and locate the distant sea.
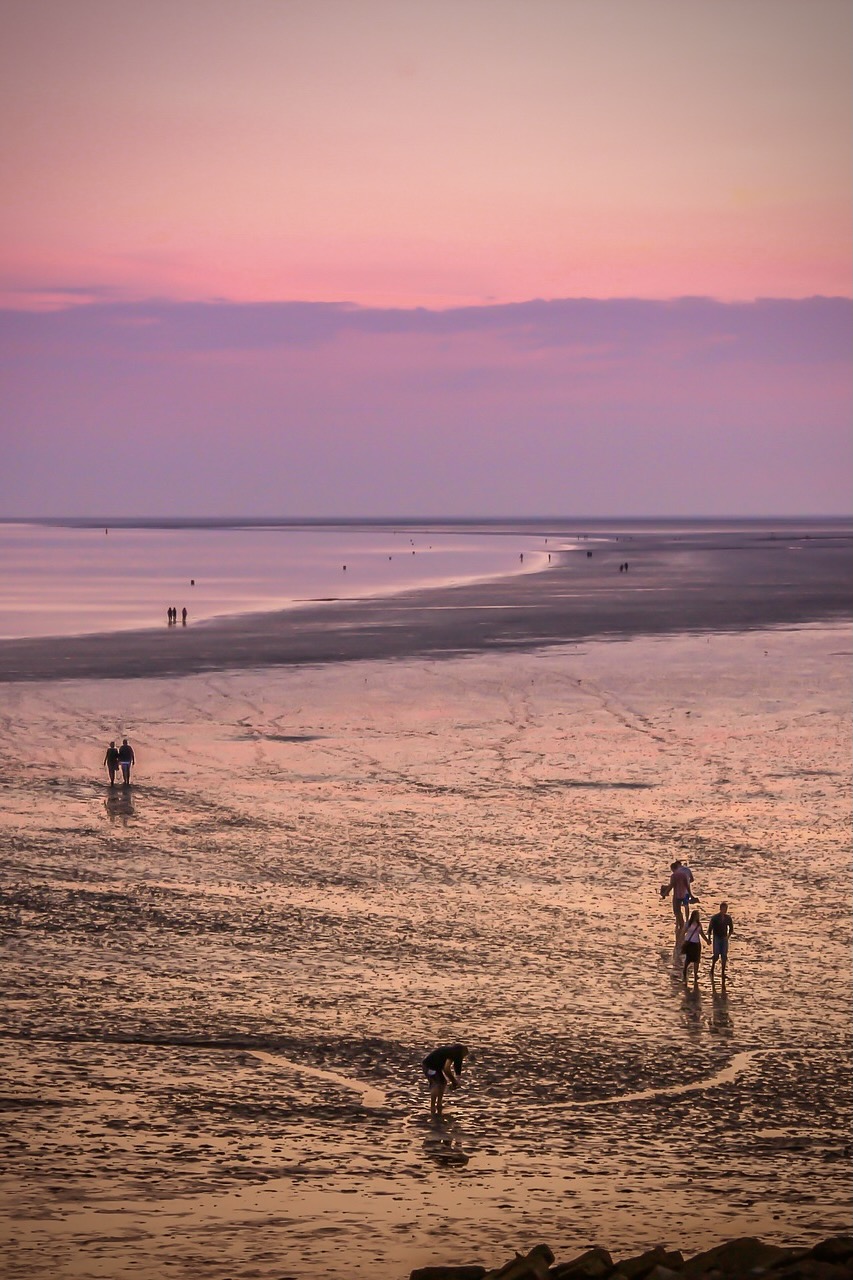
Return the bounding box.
[0,519,558,640]
[2,516,845,642]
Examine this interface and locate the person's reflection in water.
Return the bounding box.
[669,941,684,985]
[104,789,136,826]
[422,1114,469,1167]
[710,979,733,1037]
[682,983,704,1038]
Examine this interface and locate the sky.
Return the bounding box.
[1,0,850,517]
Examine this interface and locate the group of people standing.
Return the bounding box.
[103,738,135,787]
[420,860,736,1120]
[421,864,735,1119]
[662,858,734,984]
[167,607,187,625]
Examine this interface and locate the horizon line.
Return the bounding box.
[5,514,851,526]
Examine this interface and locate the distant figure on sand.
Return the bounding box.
[422,1044,468,1116]
[681,910,709,983]
[117,738,135,786]
[103,740,119,787]
[708,902,735,981]
[661,860,693,929]
[181,607,187,625]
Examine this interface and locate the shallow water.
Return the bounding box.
[0,625,850,1278]
[0,521,550,639]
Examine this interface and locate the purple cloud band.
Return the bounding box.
[2,295,850,364]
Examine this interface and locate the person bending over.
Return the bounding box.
[422,1043,468,1116]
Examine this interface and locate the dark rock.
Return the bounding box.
[810,1240,853,1265]
[769,1263,853,1279]
[486,1244,556,1280]
[612,1247,684,1278]
[413,1237,853,1280]
[410,1268,487,1280]
[680,1237,796,1276]
[549,1246,614,1278]
[764,1248,816,1275]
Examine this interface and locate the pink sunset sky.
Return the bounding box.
[1,0,850,516]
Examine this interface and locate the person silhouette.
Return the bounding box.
[709,902,735,981]
[103,740,119,787]
[421,1044,468,1116]
[681,910,709,984]
[117,738,135,786]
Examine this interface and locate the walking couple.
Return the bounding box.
[104,738,135,787]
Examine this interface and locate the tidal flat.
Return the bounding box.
[0,618,850,1279]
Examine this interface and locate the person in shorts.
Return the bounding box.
[682,860,700,903]
[422,1044,468,1117]
[117,738,135,786]
[708,902,734,981]
[662,860,693,930]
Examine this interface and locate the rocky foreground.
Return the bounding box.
[410,1235,853,1280]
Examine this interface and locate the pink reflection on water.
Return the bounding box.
[0,521,550,639]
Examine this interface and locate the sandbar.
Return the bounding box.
[1,523,850,682]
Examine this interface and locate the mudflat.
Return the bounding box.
[1,522,850,1280]
[0,523,850,682]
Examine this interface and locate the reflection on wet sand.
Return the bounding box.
[549,1047,836,1112]
[421,1115,470,1167]
[104,788,136,825]
[247,1047,388,1110]
[682,984,705,1037]
[0,624,850,1279]
[709,983,734,1036]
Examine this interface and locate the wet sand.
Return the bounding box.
[0,522,850,682]
[0,530,851,1279]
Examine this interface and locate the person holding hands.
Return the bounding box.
[681,909,709,984]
